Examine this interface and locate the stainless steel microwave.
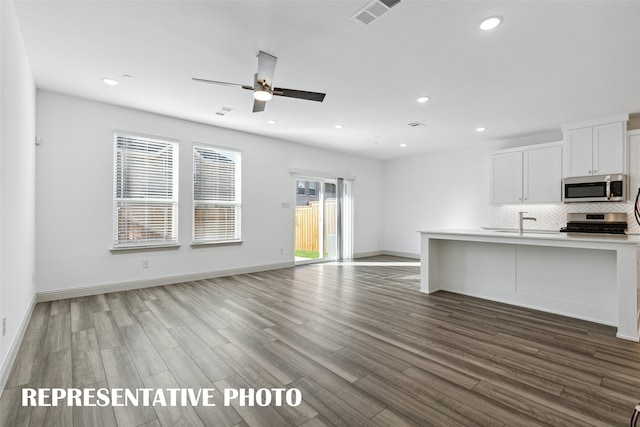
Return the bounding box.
[563,174,627,203]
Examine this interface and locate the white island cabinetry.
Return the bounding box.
[419,230,640,341]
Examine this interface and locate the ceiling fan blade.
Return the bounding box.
[257,51,277,87]
[273,88,326,102]
[253,99,266,113]
[195,51,324,112]
[192,78,253,90]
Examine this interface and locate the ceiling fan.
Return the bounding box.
[193,51,326,113]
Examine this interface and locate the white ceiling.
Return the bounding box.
[12,0,640,160]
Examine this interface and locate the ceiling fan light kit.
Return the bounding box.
[193,50,326,113]
[253,89,272,102]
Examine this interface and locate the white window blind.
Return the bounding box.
[113,133,179,248]
[193,145,241,243]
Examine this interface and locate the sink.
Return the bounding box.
[491,229,558,235]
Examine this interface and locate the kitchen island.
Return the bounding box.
[419,229,640,341]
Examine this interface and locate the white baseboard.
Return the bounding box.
[36,252,420,303]
[353,250,384,258]
[0,293,36,399]
[36,261,294,302]
[382,250,420,259]
[353,250,420,260]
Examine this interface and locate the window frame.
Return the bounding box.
[112,132,179,250]
[191,143,242,245]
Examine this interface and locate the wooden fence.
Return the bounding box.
[295,200,336,253]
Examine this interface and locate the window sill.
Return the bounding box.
[191,240,243,247]
[110,244,181,253]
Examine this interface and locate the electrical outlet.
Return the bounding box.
[142,259,150,269]
[2,317,6,337]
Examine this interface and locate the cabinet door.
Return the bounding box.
[523,145,562,203]
[628,133,640,201]
[593,121,624,175]
[491,152,523,204]
[564,127,593,177]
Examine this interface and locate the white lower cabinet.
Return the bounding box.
[491,143,562,204]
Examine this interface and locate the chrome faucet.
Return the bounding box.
[518,211,537,235]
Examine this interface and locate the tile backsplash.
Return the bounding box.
[491,203,640,234]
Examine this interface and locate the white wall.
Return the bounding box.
[382,146,494,256]
[0,0,36,392]
[382,130,566,257]
[36,91,383,295]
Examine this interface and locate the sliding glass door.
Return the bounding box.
[295,178,337,263]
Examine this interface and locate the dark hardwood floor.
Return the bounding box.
[1,255,639,426]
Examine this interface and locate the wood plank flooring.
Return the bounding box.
[2,255,640,426]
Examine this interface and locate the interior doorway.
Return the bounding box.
[295,178,337,264]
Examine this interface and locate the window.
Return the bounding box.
[193,144,241,244]
[297,182,306,195]
[308,182,317,196]
[113,133,178,248]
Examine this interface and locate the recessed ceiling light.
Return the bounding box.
[267,120,277,125]
[400,143,407,148]
[416,96,430,103]
[476,127,486,132]
[334,124,344,129]
[102,77,119,86]
[479,16,502,31]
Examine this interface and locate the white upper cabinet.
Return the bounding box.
[491,151,523,204]
[593,122,625,175]
[564,127,593,177]
[626,130,640,201]
[491,142,562,205]
[563,116,627,178]
[524,145,562,203]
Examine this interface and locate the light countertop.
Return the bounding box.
[419,228,640,246]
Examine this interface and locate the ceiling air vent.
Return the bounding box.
[408,121,425,127]
[351,0,401,26]
[379,0,401,8]
[215,106,235,116]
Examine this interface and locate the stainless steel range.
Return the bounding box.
[559,213,628,235]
